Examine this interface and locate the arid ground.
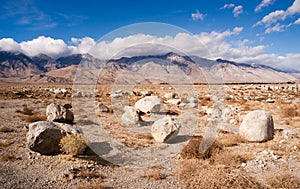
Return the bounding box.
[0,83,299,188]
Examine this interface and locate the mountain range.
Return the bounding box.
[0,51,298,84]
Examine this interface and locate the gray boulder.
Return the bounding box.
[151,116,181,143]
[121,106,140,125]
[239,110,274,142]
[27,121,82,154]
[135,96,162,113]
[46,103,74,123]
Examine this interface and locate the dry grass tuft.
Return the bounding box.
[0,126,14,132]
[176,159,265,189]
[59,134,88,156]
[75,177,107,189]
[180,136,222,159]
[16,104,47,123]
[21,113,47,123]
[16,104,34,116]
[0,140,14,149]
[265,173,300,188]
[0,152,16,162]
[216,133,245,147]
[281,105,298,117]
[141,170,167,180]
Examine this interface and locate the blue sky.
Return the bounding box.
[0,0,300,70]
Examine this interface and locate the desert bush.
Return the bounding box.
[180,136,222,159]
[176,159,265,189]
[281,106,298,117]
[141,170,167,180]
[21,113,47,123]
[59,134,88,156]
[265,173,300,188]
[216,133,245,147]
[0,126,13,132]
[16,104,34,116]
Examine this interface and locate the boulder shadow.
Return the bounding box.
[166,135,192,144]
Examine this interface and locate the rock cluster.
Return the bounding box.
[120,94,195,143]
[27,103,83,154]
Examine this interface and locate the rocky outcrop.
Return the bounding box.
[239,110,274,142]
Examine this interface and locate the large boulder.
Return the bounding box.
[151,116,181,143]
[239,110,274,142]
[121,106,140,125]
[135,96,162,114]
[46,103,74,123]
[27,121,82,154]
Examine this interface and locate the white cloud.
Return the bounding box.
[264,23,292,33]
[220,4,244,17]
[255,10,286,27]
[255,0,276,12]
[0,27,299,71]
[294,17,300,24]
[191,10,205,21]
[233,5,244,17]
[221,4,235,9]
[0,38,22,52]
[255,0,300,33]
[287,0,300,15]
[20,36,72,58]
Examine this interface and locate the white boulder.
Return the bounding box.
[121,106,140,125]
[151,116,181,143]
[239,110,274,142]
[135,96,162,113]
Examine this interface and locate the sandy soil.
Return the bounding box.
[0,83,299,188]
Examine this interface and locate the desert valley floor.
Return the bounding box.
[0,83,299,188]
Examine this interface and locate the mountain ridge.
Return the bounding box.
[0,50,298,83]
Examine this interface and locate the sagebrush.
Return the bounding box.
[59,134,88,156]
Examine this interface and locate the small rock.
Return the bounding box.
[151,116,181,143]
[188,97,198,108]
[46,103,74,123]
[121,106,140,125]
[266,98,275,103]
[95,103,110,113]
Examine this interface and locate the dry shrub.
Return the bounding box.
[59,134,88,156]
[134,133,153,140]
[281,105,298,117]
[265,173,300,188]
[16,104,34,116]
[0,140,14,149]
[209,149,253,167]
[0,153,16,162]
[176,159,265,189]
[180,136,222,159]
[216,133,245,147]
[75,178,107,189]
[0,126,13,132]
[21,113,47,123]
[141,170,167,180]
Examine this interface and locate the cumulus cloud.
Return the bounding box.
[0,38,22,52]
[255,0,300,33]
[255,0,276,12]
[191,10,205,21]
[20,36,72,58]
[220,4,244,17]
[0,27,299,71]
[233,6,244,17]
